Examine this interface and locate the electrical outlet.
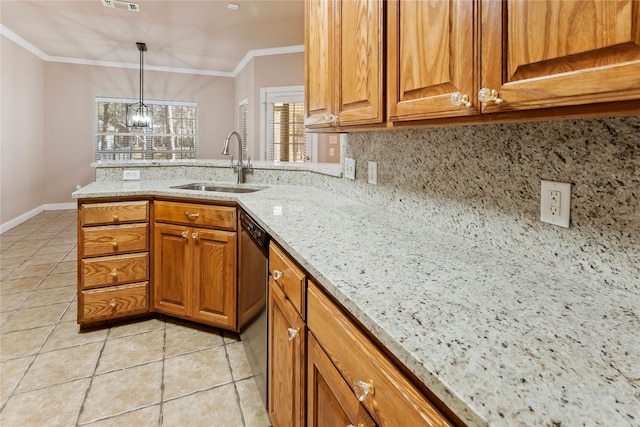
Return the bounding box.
[368,161,378,185]
[540,180,571,228]
[345,157,356,180]
[123,170,141,180]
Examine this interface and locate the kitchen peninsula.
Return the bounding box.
[73,160,640,427]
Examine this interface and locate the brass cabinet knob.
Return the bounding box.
[109,299,117,308]
[272,270,283,280]
[451,92,472,108]
[354,380,374,402]
[478,87,503,104]
[287,327,299,341]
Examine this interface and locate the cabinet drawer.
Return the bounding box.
[80,201,149,226]
[307,281,453,427]
[80,282,148,323]
[269,242,306,318]
[81,253,149,289]
[154,201,236,230]
[82,224,149,257]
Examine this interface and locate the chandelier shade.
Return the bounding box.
[127,42,152,127]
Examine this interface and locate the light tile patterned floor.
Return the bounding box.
[0,210,271,426]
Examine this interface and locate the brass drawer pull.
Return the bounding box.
[109,299,117,308]
[110,269,118,277]
[184,211,200,220]
[112,214,119,222]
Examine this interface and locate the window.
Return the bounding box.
[95,98,197,160]
[260,87,307,162]
[239,98,248,161]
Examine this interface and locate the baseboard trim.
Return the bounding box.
[1,203,77,234]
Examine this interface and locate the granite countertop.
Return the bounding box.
[73,180,640,427]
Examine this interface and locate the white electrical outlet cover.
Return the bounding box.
[368,161,377,185]
[540,180,571,228]
[345,157,356,180]
[123,170,141,181]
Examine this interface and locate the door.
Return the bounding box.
[308,334,377,427]
[305,0,334,127]
[153,223,190,317]
[388,0,480,121]
[268,277,306,427]
[191,228,237,329]
[481,0,640,112]
[335,0,385,126]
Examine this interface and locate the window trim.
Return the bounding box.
[259,86,305,161]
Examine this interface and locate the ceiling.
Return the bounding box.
[0,0,304,76]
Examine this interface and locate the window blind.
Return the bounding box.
[239,100,248,161]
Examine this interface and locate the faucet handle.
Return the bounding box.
[230,155,234,168]
[247,156,253,171]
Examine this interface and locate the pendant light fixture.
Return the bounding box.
[126,42,151,127]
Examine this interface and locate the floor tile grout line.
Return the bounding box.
[158,320,167,427]
[0,296,68,413]
[223,338,248,427]
[74,324,111,427]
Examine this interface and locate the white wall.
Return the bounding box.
[1,42,308,227]
[235,52,304,160]
[42,63,235,204]
[1,36,47,224]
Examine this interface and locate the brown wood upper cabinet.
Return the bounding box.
[480,0,640,113]
[309,0,640,128]
[305,0,385,128]
[387,0,480,121]
[388,0,640,120]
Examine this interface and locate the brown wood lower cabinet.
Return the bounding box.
[78,200,150,325]
[154,222,237,329]
[307,281,455,427]
[308,333,376,427]
[268,276,306,427]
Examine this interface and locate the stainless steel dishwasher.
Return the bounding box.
[238,208,269,408]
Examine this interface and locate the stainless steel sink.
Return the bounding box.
[171,183,263,193]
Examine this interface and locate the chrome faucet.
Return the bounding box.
[222,131,252,184]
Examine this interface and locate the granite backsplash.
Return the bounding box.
[325,116,639,294]
[91,115,639,294]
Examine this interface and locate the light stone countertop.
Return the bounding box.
[73,180,640,427]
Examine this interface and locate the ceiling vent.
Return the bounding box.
[101,0,140,12]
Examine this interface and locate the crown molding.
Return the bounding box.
[1,24,303,78]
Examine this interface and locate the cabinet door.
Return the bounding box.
[305,0,334,128]
[335,0,385,126]
[481,0,640,112]
[153,223,190,317]
[268,277,306,427]
[308,334,376,427]
[388,0,480,121]
[191,228,237,329]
